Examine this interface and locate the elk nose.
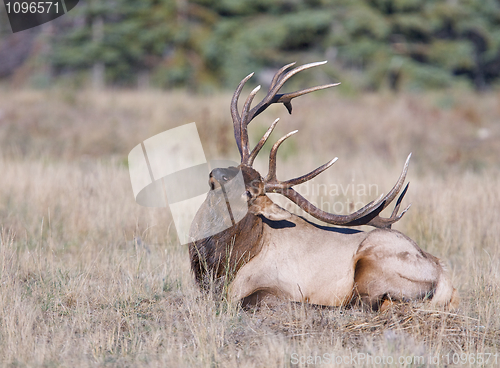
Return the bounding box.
[208,175,220,190]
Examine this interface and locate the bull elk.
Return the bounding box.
[189,61,458,310]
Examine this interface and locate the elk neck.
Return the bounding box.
[189,210,265,286]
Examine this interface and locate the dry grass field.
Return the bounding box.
[0,87,499,367]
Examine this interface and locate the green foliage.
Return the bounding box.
[49,0,500,90]
[427,40,475,70]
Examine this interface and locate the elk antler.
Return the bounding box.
[231,61,339,164]
[266,141,411,228]
[231,61,411,229]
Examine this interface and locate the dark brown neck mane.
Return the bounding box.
[189,211,265,289]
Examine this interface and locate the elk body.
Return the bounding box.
[189,62,458,310]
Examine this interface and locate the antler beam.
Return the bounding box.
[268,154,412,229]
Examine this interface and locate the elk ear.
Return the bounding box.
[249,196,291,221]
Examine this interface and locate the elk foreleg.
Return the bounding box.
[227,261,283,306]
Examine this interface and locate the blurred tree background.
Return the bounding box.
[1,0,500,91]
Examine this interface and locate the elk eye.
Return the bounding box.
[245,190,252,199]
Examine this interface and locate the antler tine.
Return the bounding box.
[276,83,341,114]
[237,62,294,130]
[265,130,298,183]
[368,153,412,212]
[270,62,297,87]
[231,72,255,157]
[375,183,412,228]
[247,118,280,166]
[265,157,338,192]
[385,183,412,225]
[247,61,339,123]
[240,85,262,163]
[348,181,412,228]
[390,183,411,219]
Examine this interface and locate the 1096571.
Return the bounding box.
[3,0,78,33]
[5,1,60,14]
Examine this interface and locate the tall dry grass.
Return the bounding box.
[0,88,499,367]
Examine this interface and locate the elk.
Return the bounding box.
[188,61,458,310]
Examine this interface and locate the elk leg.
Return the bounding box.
[352,256,390,310]
[353,254,438,309]
[228,262,275,304]
[353,255,431,309]
[352,229,456,309]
